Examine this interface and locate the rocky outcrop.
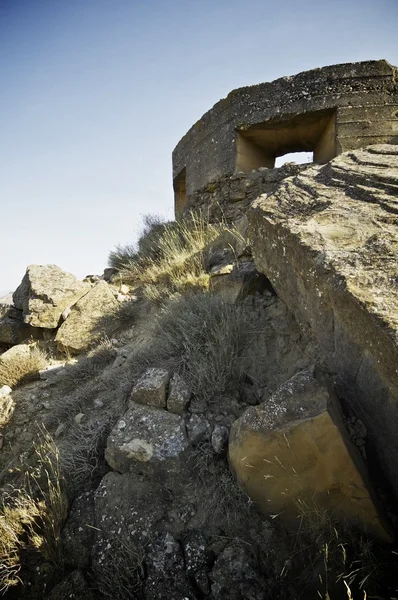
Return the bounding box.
[229,370,391,541]
[13,265,90,329]
[249,144,398,498]
[55,281,118,352]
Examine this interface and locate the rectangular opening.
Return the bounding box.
[173,168,187,217]
[235,109,336,172]
[275,151,314,168]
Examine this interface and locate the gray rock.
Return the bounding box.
[211,425,229,454]
[0,385,12,398]
[130,368,170,408]
[0,316,39,347]
[210,543,265,600]
[92,472,165,594]
[44,570,95,600]
[62,491,95,569]
[39,364,65,380]
[0,343,32,365]
[145,532,195,600]
[105,403,189,477]
[186,414,211,445]
[55,281,118,353]
[182,529,209,575]
[167,373,191,414]
[13,264,90,329]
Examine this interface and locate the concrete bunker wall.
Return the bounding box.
[173,60,398,216]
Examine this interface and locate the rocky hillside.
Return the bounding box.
[0,145,398,599]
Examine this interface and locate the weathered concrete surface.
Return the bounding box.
[210,261,272,303]
[13,264,90,329]
[173,60,398,212]
[249,144,398,498]
[229,371,391,541]
[55,281,118,353]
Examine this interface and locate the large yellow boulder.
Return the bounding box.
[229,370,392,541]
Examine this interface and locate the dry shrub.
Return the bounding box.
[0,430,68,593]
[58,419,110,496]
[256,451,389,599]
[149,292,257,400]
[0,346,47,388]
[108,214,174,270]
[0,393,14,429]
[95,535,145,599]
[109,212,244,301]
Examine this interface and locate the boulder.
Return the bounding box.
[167,373,191,414]
[130,368,170,408]
[13,265,90,328]
[105,403,189,478]
[0,315,38,347]
[249,145,398,497]
[210,261,273,303]
[62,491,95,569]
[229,370,391,541]
[55,281,118,353]
[0,343,32,365]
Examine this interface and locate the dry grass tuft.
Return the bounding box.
[148,292,257,400]
[95,535,145,599]
[109,212,244,302]
[0,346,47,388]
[58,419,110,496]
[0,429,68,593]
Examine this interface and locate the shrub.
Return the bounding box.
[0,430,67,593]
[109,212,244,302]
[0,346,47,388]
[58,419,110,496]
[108,214,174,270]
[125,292,257,401]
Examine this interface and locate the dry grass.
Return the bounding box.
[95,534,145,599]
[0,304,9,319]
[0,393,14,429]
[148,292,257,400]
[0,430,68,593]
[0,346,47,388]
[109,211,244,302]
[58,419,110,496]
[253,450,386,599]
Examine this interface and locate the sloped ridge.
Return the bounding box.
[249,144,398,497]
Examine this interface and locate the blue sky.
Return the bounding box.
[1,0,397,294]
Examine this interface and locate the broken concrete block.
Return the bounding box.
[229,370,392,541]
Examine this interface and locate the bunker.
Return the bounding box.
[173,60,398,216]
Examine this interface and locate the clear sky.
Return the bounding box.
[0,0,397,294]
